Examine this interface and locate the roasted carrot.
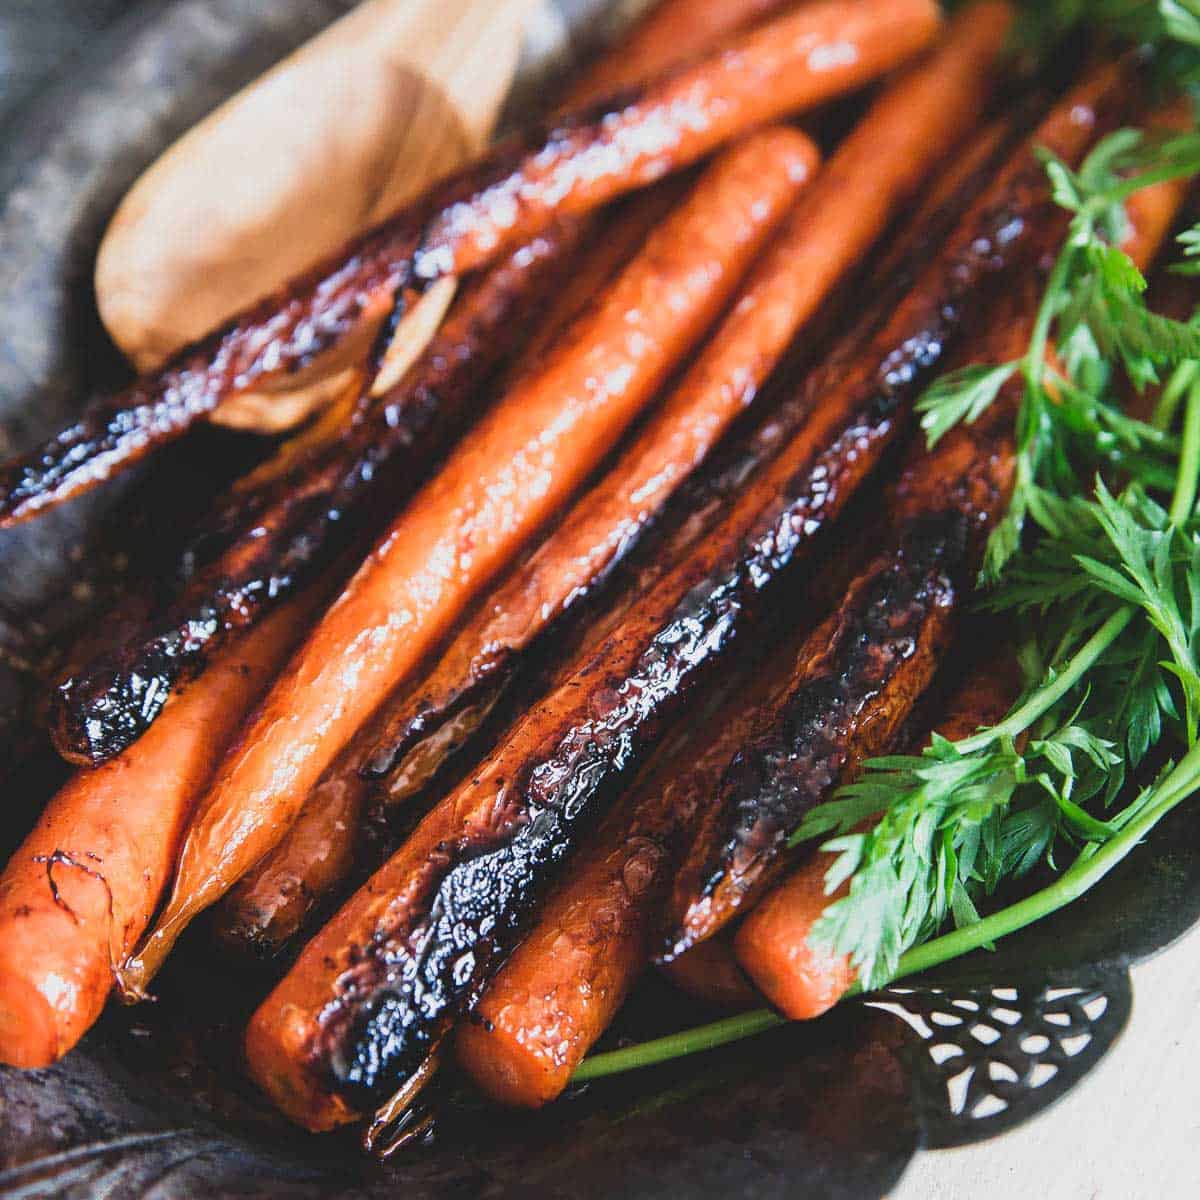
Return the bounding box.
[0,596,316,1067]
[0,0,938,527]
[216,0,1012,960]
[51,222,584,767]
[213,759,369,960]
[243,66,1129,1133]
[209,192,681,958]
[572,0,799,105]
[117,127,818,999]
[365,0,1016,787]
[48,0,784,767]
[733,652,1023,1020]
[658,935,761,1012]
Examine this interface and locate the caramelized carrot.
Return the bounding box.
[244,66,1131,1133]
[208,0,831,960]
[210,188,682,958]
[734,654,1022,1020]
[117,127,819,998]
[0,0,938,528]
[365,0,1016,788]
[0,597,315,1067]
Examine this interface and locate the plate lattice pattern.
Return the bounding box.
[866,966,1133,1148]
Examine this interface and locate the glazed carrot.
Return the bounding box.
[658,935,761,1012]
[244,66,1130,1133]
[205,0,798,960]
[0,0,938,528]
[0,596,316,1067]
[117,127,819,998]
[210,192,682,958]
[734,653,1022,1020]
[365,0,1016,786]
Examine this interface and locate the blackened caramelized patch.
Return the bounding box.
[712,513,962,888]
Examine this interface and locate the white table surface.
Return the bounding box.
[893,925,1200,1200]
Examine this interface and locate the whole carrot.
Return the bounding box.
[366,0,1016,787]
[0,596,316,1067]
[118,127,819,998]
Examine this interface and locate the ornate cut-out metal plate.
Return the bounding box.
[866,967,1133,1148]
[2,3,1200,1197]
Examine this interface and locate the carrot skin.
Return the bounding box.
[0,597,313,1067]
[119,127,818,998]
[366,0,1016,788]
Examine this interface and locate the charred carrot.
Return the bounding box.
[117,128,818,998]
[0,0,939,527]
[734,653,1023,1020]
[365,0,1016,787]
[50,223,583,767]
[242,69,1125,1133]
[0,596,315,1067]
[451,680,772,1109]
[206,0,803,958]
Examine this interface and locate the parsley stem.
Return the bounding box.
[571,1009,785,1082]
[954,606,1135,755]
[1168,371,1200,524]
[1153,361,1198,432]
[570,743,1200,1085]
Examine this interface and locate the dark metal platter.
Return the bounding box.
[1,4,1199,1197]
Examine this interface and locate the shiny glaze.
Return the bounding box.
[49,229,577,765]
[363,0,1013,785]
[245,70,1118,1127]
[0,0,938,528]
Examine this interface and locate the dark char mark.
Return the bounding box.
[699,513,963,914]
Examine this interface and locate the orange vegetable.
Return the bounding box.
[0,597,315,1066]
[368,0,1015,795]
